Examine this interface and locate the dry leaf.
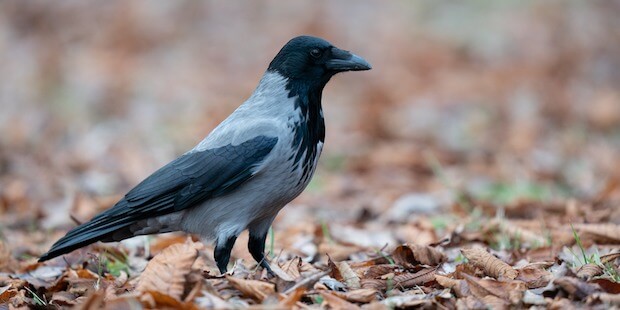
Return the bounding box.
[140,290,199,310]
[588,293,620,306]
[575,263,603,280]
[461,247,517,280]
[393,267,437,288]
[328,257,361,289]
[136,240,199,300]
[278,287,306,308]
[226,275,276,302]
[462,273,526,304]
[0,285,16,304]
[320,291,361,310]
[574,224,620,244]
[333,288,377,303]
[554,277,600,299]
[516,265,552,288]
[589,278,620,294]
[600,252,620,264]
[392,244,445,268]
[435,275,469,297]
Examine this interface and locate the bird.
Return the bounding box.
[39,35,371,275]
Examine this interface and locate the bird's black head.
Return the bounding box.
[268,36,371,84]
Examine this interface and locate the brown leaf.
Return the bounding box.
[278,287,306,308]
[461,247,517,280]
[140,290,199,310]
[136,240,199,300]
[393,267,437,289]
[554,277,600,299]
[333,288,378,303]
[574,224,620,244]
[516,265,552,288]
[575,263,603,280]
[462,273,527,304]
[589,278,620,294]
[600,252,620,264]
[328,257,361,289]
[392,244,445,268]
[588,293,620,306]
[435,274,469,297]
[320,291,361,310]
[362,264,399,279]
[226,275,276,302]
[0,285,16,304]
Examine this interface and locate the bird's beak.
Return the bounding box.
[326,48,372,72]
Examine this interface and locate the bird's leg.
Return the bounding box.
[214,235,237,274]
[248,232,274,276]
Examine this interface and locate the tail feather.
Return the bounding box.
[39,201,135,262]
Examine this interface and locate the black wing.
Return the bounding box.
[39,135,278,261]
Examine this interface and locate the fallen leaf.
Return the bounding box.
[516,265,552,288]
[140,290,199,310]
[135,240,199,300]
[462,273,526,304]
[589,278,620,294]
[320,291,361,310]
[554,277,600,299]
[574,224,620,244]
[278,287,306,308]
[226,275,276,302]
[328,257,361,289]
[600,252,620,264]
[588,292,620,306]
[393,267,437,288]
[461,247,518,280]
[333,288,377,303]
[575,263,603,280]
[392,244,445,268]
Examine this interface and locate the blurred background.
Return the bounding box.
[1,1,620,255]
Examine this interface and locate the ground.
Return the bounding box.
[1,1,620,309]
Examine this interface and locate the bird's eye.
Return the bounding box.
[310,48,322,58]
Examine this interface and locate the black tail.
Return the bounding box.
[39,201,135,262]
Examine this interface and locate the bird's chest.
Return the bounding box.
[266,110,325,201]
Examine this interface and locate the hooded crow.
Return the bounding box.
[39,35,371,275]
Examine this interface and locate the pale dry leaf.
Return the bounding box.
[588,293,620,306]
[516,265,552,288]
[136,240,199,300]
[434,274,460,289]
[320,291,362,310]
[226,275,276,302]
[333,288,377,303]
[328,257,361,290]
[194,290,233,309]
[393,267,437,289]
[461,273,526,305]
[553,277,600,299]
[574,224,620,244]
[600,252,620,264]
[461,247,517,280]
[481,295,509,310]
[140,290,199,310]
[575,263,603,280]
[392,244,445,268]
[278,287,306,308]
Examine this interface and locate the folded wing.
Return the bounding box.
[39,135,278,261]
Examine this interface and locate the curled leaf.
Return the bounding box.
[226,275,276,302]
[461,247,517,280]
[575,263,603,280]
[392,244,445,268]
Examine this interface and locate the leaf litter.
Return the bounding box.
[1,1,620,309]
